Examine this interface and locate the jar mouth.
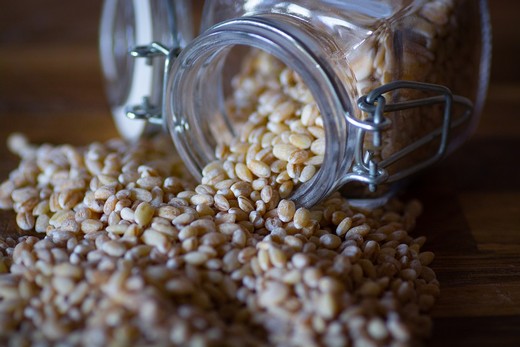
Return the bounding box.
[165,15,355,207]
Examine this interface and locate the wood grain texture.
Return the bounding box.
[1,1,519,346]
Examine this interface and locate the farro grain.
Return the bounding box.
[247,160,271,178]
[272,144,298,162]
[16,212,35,231]
[298,165,316,183]
[317,292,339,319]
[134,201,154,227]
[235,163,253,182]
[289,133,312,150]
[319,234,342,250]
[172,212,195,226]
[184,252,209,266]
[277,199,295,223]
[101,240,126,257]
[418,251,435,266]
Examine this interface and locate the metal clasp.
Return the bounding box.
[125,42,179,124]
[125,96,163,125]
[343,80,473,192]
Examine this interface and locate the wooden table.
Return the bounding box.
[1,1,519,346]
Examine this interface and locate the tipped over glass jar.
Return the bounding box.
[100,0,492,208]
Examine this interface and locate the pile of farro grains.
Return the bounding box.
[0,49,440,347]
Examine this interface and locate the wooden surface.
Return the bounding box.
[1,1,520,346]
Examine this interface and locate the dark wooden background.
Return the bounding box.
[1,1,520,346]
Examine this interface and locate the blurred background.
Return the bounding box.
[0,1,519,346]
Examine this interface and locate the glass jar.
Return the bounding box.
[104,0,492,207]
[99,0,193,140]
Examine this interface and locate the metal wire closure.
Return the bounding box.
[124,42,175,125]
[342,80,473,192]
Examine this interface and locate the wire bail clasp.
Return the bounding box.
[342,80,474,192]
[125,42,180,125]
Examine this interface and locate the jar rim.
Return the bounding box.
[165,14,356,207]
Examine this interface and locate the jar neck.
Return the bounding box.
[165,14,355,207]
